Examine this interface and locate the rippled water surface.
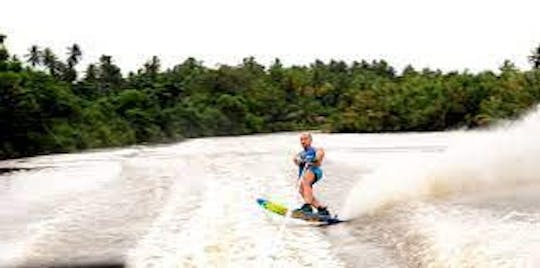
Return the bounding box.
[1,127,540,267]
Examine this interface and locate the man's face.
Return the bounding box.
[300,134,311,148]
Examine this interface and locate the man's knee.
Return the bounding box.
[303,172,315,187]
[301,180,313,191]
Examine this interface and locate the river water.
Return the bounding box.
[2,111,540,267]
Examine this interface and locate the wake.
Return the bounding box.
[342,107,540,219]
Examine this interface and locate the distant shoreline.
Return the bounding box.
[0,167,33,175]
[2,35,540,160]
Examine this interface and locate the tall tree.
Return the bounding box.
[72,63,99,98]
[97,55,123,93]
[67,44,82,68]
[528,44,540,69]
[269,58,284,83]
[60,44,82,82]
[0,34,8,62]
[84,63,98,81]
[143,55,161,75]
[41,48,58,76]
[25,45,41,67]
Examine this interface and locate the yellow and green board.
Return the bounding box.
[256,198,344,224]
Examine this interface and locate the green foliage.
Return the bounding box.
[2,35,540,159]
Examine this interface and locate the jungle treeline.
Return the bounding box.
[1,34,540,159]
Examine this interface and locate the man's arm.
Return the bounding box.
[293,152,301,165]
[315,148,325,163]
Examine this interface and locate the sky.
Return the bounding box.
[1,0,540,73]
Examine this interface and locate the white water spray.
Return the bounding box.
[342,108,540,218]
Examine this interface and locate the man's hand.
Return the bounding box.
[295,152,317,166]
[304,154,316,164]
[294,153,303,165]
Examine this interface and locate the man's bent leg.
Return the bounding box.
[302,170,321,208]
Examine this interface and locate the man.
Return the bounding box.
[293,133,330,216]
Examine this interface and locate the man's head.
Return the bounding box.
[300,133,312,149]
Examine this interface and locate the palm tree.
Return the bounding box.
[67,44,82,68]
[41,48,58,75]
[26,45,41,67]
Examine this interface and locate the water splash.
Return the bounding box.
[342,107,540,219]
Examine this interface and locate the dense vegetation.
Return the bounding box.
[1,34,540,159]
